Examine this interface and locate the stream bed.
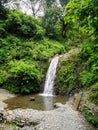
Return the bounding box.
[0,89,95,130]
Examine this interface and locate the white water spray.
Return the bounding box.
[42,56,59,96]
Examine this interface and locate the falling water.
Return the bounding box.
[42,56,59,96]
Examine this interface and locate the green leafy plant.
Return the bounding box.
[56,56,80,95]
[83,107,98,128]
[4,10,45,39]
[88,82,98,105]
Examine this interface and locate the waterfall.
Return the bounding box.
[42,56,59,96]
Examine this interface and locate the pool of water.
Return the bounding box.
[4,94,67,111]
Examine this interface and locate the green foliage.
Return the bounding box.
[78,0,98,37]
[9,60,42,80]
[0,27,7,37]
[0,38,9,64]
[0,70,7,84]
[0,14,65,94]
[56,40,97,97]
[56,55,81,95]
[45,0,69,7]
[30,39,64,61]
[45,0,53,7]
[83,107,98,128]
[60,0,69,6]
[80,71,95,87]
[80,41,98,88]
[0,6,65,94]
[42,7,63,41]
[4,10,45,39]
[3,60,42,93]
[88,82,98,105]
[64,0,98,45]
[0,3,8,19]
[0,36,64,93]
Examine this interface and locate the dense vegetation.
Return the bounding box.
[55,0,98,128]
[0,5,64,93]
[0,0,98,128]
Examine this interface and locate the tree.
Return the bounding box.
[0,1,8,19]
[42,6,64,40]
[60,0,69,6]
[78,0,98,37]
[4,10,45,39]
[64,0,98,40]
[45,0,54,7]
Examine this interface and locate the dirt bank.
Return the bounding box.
[0,89,15,110]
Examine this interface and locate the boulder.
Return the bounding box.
[0,112,4,123]
[30,97,35,101]
[91,108,98,116]
[54,103,64,108]
[72,93,82,111]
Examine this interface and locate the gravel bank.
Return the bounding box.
[1,102,95,130]
[0,89,95,130]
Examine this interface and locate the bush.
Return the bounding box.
[88,82,98,105]
[80,41,98,88]
[27,38,65,61]
[83,107,98,128]
[4,60,43,93]
[0,38,10,64]
[0,8,66,94]
[42,7,63,41]
[0,70,7,84]
[0,27,7,37]
[80,71,95,87]
[4,10,45,39]
[0,4,8,19]
[0,34,65,94]
[56,57,80,95]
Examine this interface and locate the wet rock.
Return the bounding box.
[92,108,98,116]
[13,116,25,127]
[30,97,35,101]
[0,112,4,123]
[72,93,82,111]
[0,101,7,110]
[86,107,98,116]
[7,110,13,115]
[84,105,98,116]
[6,116,12,122]
[54,102,64,108]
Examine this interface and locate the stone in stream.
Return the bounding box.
[30,97,35,101]
[54,102,64,108]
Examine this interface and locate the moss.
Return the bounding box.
[55,51,82,95]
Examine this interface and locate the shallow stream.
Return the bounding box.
[4,94,67,110]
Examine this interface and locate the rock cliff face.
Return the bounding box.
[3,0,68,17]
[4,0,45,17]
